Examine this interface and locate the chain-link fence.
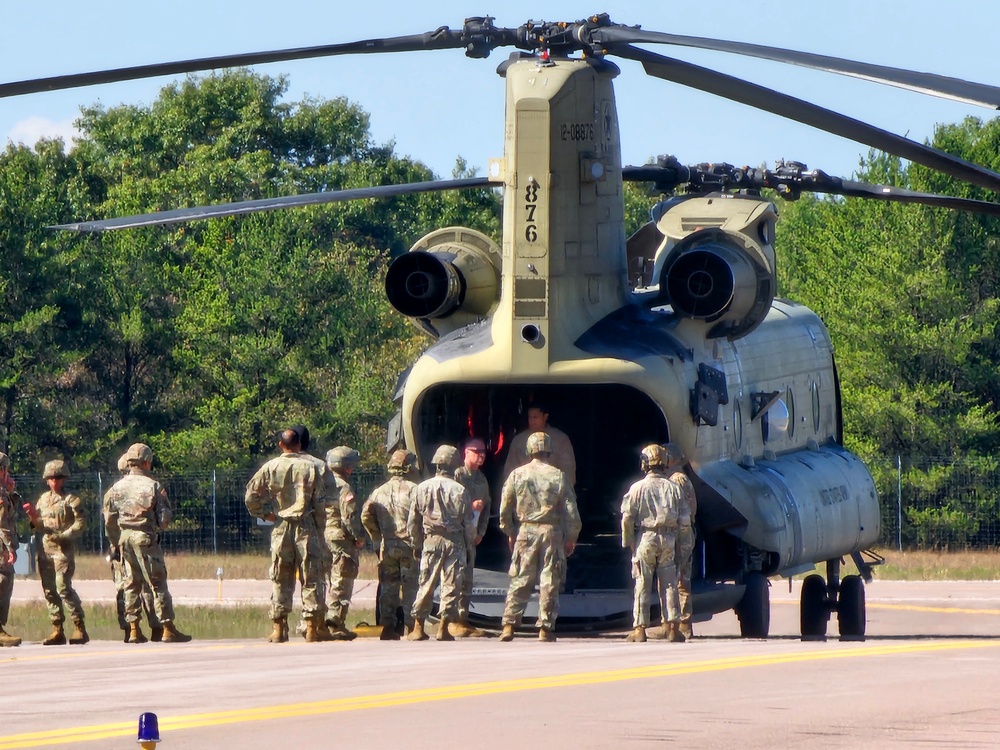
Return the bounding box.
[14,457,1000,555]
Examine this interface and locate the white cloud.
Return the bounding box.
[6,116,80,149]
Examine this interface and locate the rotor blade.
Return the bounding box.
[50,177,495,233]
[595,27,1000,109]
[613,45,1000,195]
[0,27,480,99]
[814,178,1000,215]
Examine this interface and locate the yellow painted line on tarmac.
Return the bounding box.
[0,639,998,748]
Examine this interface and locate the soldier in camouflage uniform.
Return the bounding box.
[324,446,364,640]
[503,403,576,487]
[452,437,490,638]
[361,449,418,640]
[0,453,21,647]
[103,442,192,643]
[407,444,474,642]
[499,432,581,643]
[110,453,162,643]
[23,460,88,645]
[666,442,698,640]
[245,428,331,643]
[621,444,684,643]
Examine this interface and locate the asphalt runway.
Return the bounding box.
[3,579,1000,749]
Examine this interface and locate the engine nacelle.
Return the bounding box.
[385,226,501,338]
[650,195,777,339]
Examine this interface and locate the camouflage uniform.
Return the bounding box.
[503,425,576,486]
[621,467,682,630]
[671,468,698,630]
[103,464,179,627]
[362,472,418,633]
[408,467,474,626]
[454,464,490,622]
[0,479,16,642]
[32,484,86,628]
[500,448,582,634]
[325,466,363,631]
[245,451,328,622]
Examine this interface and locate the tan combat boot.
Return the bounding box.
[436,617,455,642]
[327,620,357,641]
[69,620,90,645]
[679,620,693,640]
[129,622,148,644]
[379,624,400,641]
[666,622,686,643]
[408,619,429,641]
[538,626,557,642]
[498,624,515,642]
[0,626,21,647]
[625,626,647,643]
[449,620,487,638]
[161,622,193,643]
[43,623,67,646]
[305,618,333,642]
[267,617,288,643]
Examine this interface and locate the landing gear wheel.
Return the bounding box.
[737,572,770,638]
[800,574,828,639]
[838,574,866,639]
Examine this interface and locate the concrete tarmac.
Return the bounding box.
[3,579,1000,749]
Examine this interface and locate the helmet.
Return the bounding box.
[43,460,69,479]
[640,444,667,472]
[117,454,129,473]
[387,449,416,475]
[526,432,551,456]
[125,443,153,464]
[431,444,458,469]
[326,446,360,471]
[663,442,686,469]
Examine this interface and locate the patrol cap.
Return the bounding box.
[125,443,153,464]
[327,446,360,470]
[526,432,551,456]
[387,449,416,474]
[43,460,69,479]
[431,444,458,468]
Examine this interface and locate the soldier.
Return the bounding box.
[245,428,331,643]
[103,442,192,644]
[666,442,698,640]
[621,444,684,643]
[110,453,163,643]
[324,445,364,640]
[0,453,21,647]
[407,444,474,642]
[452,437,490,638]
[502,403,576,486]
[361,449,419,640]
[499,432,581,643]
[22,460,88,645]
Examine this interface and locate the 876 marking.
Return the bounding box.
[524,181,539,242]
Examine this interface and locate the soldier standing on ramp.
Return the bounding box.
[498,432,581,643]
[666,442,698,640]
[245,428,331,643]
[621,444,684,643]
[407,445,474,642]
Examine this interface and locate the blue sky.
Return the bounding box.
[3,1,1000,183]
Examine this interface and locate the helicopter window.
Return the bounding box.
[733,398,743,450]
[811,381,821,434]
[786,387,795,439]
[765,398,790,442]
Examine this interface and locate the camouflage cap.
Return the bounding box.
[43,459,69,479]
[125,443,153,464]
[326,446,360,470]
[387,449,416,474]
[526,432,551,456]
[431,444,458,468]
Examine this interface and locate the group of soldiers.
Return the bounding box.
[0,442,192,647]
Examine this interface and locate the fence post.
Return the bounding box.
[896,455,902,552]
[211,468,218,555]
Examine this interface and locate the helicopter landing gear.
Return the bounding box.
[736,571,770,638]
[798,559,866,641]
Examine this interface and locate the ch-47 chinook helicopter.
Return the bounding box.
[11,14,1000,639]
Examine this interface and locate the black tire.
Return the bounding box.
[800,574,828,639]
[737,572,770,638]
[838,574,866,639]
